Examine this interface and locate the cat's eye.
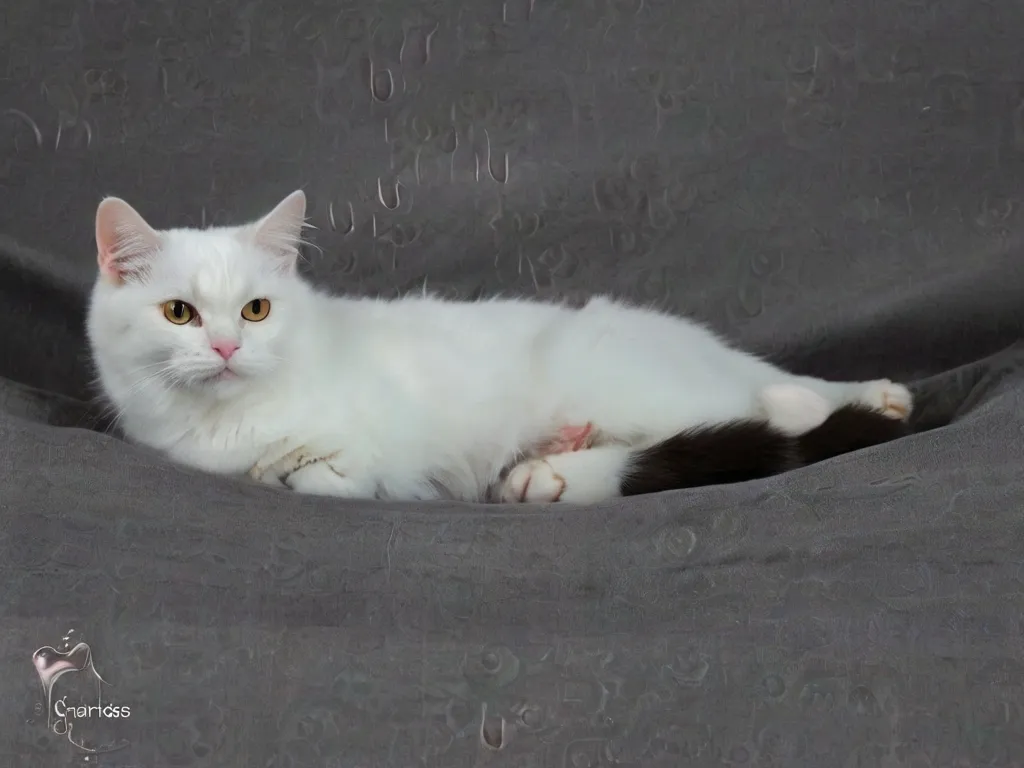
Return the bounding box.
[162,300,196,325]
[241,298,271,322]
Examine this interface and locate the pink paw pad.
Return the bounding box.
[538,422,594,454]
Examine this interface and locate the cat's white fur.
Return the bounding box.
[87,190,912,504]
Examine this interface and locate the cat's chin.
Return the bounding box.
[186,368,247,396]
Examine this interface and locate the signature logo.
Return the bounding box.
[31,629,131,755]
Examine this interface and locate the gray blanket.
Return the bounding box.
[3,0,1024,765]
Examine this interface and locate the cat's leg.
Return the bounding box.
[251,444,377,498]
[285,462,378,498]
[539,393,829,455]
[543,299,913,447]
[756,384,833,436]
[775,376,913,421]
[499,446,633,504]
[536,387,844,461]
[248,439,302,485]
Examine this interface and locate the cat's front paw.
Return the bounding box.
[248,439,306,486]
[285,461,370,498]
[858,380,913,420]
[500,459,566,503]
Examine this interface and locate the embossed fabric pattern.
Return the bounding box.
[2,0,1024,765]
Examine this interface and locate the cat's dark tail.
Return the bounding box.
[795,404,911,464]
[620,405,911,497]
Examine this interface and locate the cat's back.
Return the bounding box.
[294,293,570,449]
[310,293,566,365]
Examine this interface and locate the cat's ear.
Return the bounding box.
[95,197,162,284]
[248,190,307,271]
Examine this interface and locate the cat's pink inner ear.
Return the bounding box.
[249,190,307,270]
[95,197,162,283]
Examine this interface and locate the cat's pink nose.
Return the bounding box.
[210,340,240,360]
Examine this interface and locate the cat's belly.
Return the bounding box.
[282,375,551,501]
[352,411,540,501]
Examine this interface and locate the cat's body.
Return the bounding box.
[87,190,913,504]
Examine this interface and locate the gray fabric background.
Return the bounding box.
[2,0,1024,765]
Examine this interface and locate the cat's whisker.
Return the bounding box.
[114,365,176,401]
[295,235,323,253]
[260,230,322,263]
[98,363,179,431]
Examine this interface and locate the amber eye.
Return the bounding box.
[162,300,196,325]
[241,298,271,322]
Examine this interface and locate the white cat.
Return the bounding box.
[86,190,913,504]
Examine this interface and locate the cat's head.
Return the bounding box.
[87,190,311,401]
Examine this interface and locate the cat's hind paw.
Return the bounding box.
[500,459,566,503]
[858,379,913,420]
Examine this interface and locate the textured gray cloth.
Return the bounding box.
[2,0,1024,765]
